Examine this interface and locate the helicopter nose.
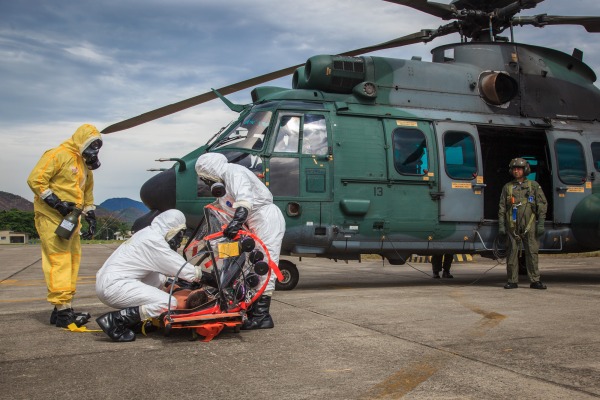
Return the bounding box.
[140,168,176,211]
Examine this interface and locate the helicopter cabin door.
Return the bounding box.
[547,129,589,223]
[434,122,485,222]
[267,112,332,227]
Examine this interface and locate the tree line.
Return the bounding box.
[0,209,131,241]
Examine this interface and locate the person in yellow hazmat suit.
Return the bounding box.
[27,124,102,328]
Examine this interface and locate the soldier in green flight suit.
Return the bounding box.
[498,158,548,290]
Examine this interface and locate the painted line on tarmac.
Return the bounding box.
[0,275,96,287]
[0,257,41,283]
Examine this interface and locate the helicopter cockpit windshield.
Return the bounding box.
[211,110,272,151]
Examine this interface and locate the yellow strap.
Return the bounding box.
[141,319,151,336]
[63,322,102,333]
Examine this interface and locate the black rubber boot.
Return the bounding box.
[241,295,274,330]
[96,307,141,342]
[442,270,454,278]
[55,309,90,328]
[51,307,91,326]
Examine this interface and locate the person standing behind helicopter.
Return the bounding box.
[498,158,548,290]
[195,152,286,330]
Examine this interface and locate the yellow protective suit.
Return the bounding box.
[27,124,101,306]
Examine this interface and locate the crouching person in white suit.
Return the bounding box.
[95,209,199,342]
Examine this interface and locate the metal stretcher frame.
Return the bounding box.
[156,205,282,342]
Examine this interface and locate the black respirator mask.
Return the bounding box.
[82,139,102,170]
[168,229,186,251]
[201,177,226,198]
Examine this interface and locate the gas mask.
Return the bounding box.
[168,229,186,251]
[200,177,226,198]
[82,139,102,170]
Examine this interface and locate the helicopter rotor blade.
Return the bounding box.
[513,15,600,33]
[494,0,544,20]
[382,0,456,20]
[101,64,303,134]
[102,28,452,134]
[338,27,451,57]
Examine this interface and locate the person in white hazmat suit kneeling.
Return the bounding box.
[95,209,201,342]
[195,152,285,330]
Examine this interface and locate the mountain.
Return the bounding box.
[0,191,34,212]
[100,198,149,213]
[101,206,147,224]
[0,191,147,225]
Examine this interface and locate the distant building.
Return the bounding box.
[114,231,133,241]
[0,230,30,244]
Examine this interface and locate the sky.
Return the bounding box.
[2,0,599,204]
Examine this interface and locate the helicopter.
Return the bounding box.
[101,0,600,290]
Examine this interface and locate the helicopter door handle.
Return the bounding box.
[472,183,487,189]
[430,191,444,200]
[556,186,568,192]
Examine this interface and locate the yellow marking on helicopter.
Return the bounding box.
[395,120,418,127]
[451,182,472,189]
[586,182,592,189]
[567,186,585,193]
[476,176,484,184]
[407,254,473,263]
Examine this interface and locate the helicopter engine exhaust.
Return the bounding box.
[479,71,519,105]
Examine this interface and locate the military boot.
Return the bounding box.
[96,307,142,342]
[241,295,274,330]
[55,308,89,328]
[442,270,454,278]
[51,307,91,326]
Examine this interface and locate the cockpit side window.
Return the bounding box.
[211,111,271,151]
[392,128,428,175]
[591,142,600,172]
[273,116,301,153]
[301,114,328,155]
[443,131,477,180]
[556,139,586,185]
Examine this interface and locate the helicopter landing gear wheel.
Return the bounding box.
[275,260,299,291]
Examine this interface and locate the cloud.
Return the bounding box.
[2,0,600,206]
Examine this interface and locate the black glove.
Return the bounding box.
[223,207,249,239]
[536,219,545,238]
[497,221,507,242]
[43,193,75,217]
[81,210,96,240]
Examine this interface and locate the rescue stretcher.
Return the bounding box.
[156,205,282,342]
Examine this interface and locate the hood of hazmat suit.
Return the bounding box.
[195,153,286,294]
[27,124,102,222]
[96,209,196,284]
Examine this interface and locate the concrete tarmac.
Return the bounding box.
[1,244,599,399]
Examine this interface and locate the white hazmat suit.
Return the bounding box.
[195,153,285,295]
[96,209,198,320]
